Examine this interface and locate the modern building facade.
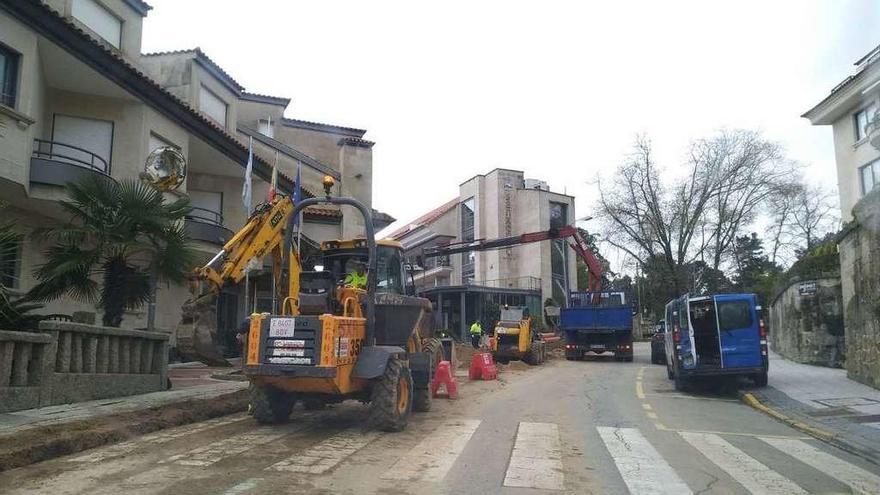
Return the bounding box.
[389,168,577,338]
[0,0,392,353]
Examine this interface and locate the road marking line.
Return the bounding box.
[680,432,806,495]
[382,419,481,482]
[597,426,692,495]
[503,422,564,491]
[267,429,379,474]
[68,414,249,463]
[636,381,645,399]
[654,422,667,430]
[646,412,658,420]
[642,403,653,411]
[161,423,303,466]
[658,426,810,440]
[222,477,264,495]
[761,437,880,494]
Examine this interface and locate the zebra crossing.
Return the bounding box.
[57,414,880,494]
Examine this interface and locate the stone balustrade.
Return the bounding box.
[0,322,170,413]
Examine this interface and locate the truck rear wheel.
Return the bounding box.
[369,357,413,432]
[250,383,295,424]
[413,338,443,413]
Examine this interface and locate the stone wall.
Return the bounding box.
[0,321,169,412]
[838,188,880,389]
[770,277,845,368]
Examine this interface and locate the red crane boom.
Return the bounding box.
[421,225,603,292]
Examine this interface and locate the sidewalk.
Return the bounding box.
[0,362,248,471]
[746,350,880,465]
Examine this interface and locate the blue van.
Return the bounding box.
[663,293,768,391]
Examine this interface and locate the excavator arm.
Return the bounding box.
[421,224,604,294]
[195,196,300,305]
[177,196,302,366]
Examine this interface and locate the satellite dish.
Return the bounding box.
[142,146,187,191]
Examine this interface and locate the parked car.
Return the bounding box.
[664,293,768,391]
[650,320,666,364]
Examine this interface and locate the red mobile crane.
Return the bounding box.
[420,225,603,293]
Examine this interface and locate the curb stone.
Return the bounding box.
[739,391,880,467]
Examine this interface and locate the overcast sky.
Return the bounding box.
[143,0,878,252]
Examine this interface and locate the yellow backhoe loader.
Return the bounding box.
[179,176,442,431]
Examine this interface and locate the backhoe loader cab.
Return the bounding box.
[235,179,441,431]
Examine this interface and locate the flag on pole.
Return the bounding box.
[242,136,253,216]
[268,150,279,201]
[293,162,302,229]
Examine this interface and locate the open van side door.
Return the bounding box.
[714,294,762,368]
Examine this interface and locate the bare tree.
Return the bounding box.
[789,185,838,251]
[766,181,803,265]
[597,129,795,294]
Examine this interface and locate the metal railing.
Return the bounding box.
[186,206,224,226]
[423,255,451,270]
[469,276,542,291]
[32,139,109,174]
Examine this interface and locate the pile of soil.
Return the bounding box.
[0,390,247,472]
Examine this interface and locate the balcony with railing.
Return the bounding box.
[29,139,112,187]
[471,276,542,292]
[184,206,233,246]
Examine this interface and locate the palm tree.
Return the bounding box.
[28,177,196,327]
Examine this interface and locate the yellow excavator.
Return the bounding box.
[179,176,442,431]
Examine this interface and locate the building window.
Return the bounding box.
[0,44,19,108]
[855,102,878,141]
[0,236,21,290]
[188,190,224,225]
[199,85,228,126]
[550,201,568,304]
[149,133,177,153]
[71,0,122,48]
[861,158,879,196]
[461,197,475,283]
[257,118,274,138]
[52,114,114,173]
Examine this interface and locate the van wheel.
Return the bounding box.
[753,371,768,388]
[250,383,295,424]
[369,357,412,432]
[666,362,674,380]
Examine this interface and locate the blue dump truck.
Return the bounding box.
[561,291,634,361]
[664,293,768,391]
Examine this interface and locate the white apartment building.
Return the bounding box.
[0,0,392,353]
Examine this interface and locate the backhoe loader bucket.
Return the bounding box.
[175,292,231,367]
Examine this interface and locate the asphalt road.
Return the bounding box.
[2,343,879,494]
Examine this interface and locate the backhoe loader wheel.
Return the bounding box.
[250,383,295,424]
[414,338,443,413]
[368,357,412,432]
[525,341,544,366]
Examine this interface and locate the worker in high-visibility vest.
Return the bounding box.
[469,320,483,349]
[343,260,368,289]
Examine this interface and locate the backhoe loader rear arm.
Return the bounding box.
[196,197,298,299]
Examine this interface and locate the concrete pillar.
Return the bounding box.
[155,340,169,384]
[0,342,14,387]
[56,331,72,372]
[119,339,130,374]
[11,342,31,386]
[141,341,153,374]
[97,336,109,373]
[84,336,97,373]
[109,336,119,373]
[460,291,466,340]
[71,334,82,373]
[131,339,142,374]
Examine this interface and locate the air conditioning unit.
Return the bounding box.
[524,179,549,191]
